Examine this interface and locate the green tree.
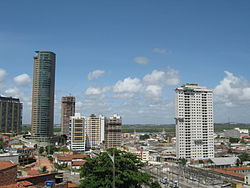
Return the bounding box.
[238,153,250,162]
[139,134,150,140]
[39,147,44,154]
[229,137,240,143]
[0,140,7,150]
[150,181,161,188]
[79,149,152,188]
[236,158,242,166]
[179,158,187,166]
[48,156,53,162]
[41,166,47,173]
[45,145,58,155]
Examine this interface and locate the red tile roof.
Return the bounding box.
[72,154,87,159]
[0,161,18,171]
[68,183,77,188]
[18,181,33,186]
[227,167,250,171]
[211,169,245,179]
[58,154,88,161]
[26,170,40,175]
[72,160,87,166]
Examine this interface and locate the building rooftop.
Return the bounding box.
[58,154,88,161]
[176,83,212,92]
[72,160,87,166]
[210,157,238,166]
[0,161,18,171]
[227,167,250,171]
[26,170,40,176]
[211,168,245,179]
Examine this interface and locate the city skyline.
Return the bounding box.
[0,1,250,124]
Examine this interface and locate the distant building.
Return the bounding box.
[69,113,119,151]
[0,96,22,134]
[222,129,241,138]
[61,96,75,135]
[86,114,105,149]
[176,84,214,160]
[105,114,122,149]
[31,51,56,140]
[69,113,86,151]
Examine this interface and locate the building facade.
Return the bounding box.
[61,96,75,136]
[0,96,22,134]
[85,114,105,149]
[69,113,119,151]
[69,113,86,151]
[176,84,214,160]
[31,51,56,139]
[105,114,122,149]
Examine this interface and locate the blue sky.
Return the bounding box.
[0,0,250,124]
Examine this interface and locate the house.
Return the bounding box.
[72,160,87,169]
[56,154,88,167]
[0,161,18,186]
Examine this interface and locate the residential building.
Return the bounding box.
[31,51,56,140]
[69,113,86,151]
[0,96,22,134]
[54,153,87,167]
[86,114,105,149]
[61,96,75,135]
[105,114,122,149]
[176,84,214,160]
[0,161,18,186]
[69,113,120,151]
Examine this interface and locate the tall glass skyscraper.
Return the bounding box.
[31,51,56,140]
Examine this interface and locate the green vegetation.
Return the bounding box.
[54,127,61,132]
[122,123,250,133]
[139,134,150,140]
[58,135,67,145]
[41,166,47,173]
[45,145,58,155]
[229,137,240,143]
[79,149,155,188]
[39,147,45,154]
[0,139,7,149]
[150,181,161,188]
[239,153,250,163]
[178,158,187,166]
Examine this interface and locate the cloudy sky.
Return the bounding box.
[0,1,250,124]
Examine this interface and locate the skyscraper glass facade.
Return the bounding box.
[31,51,56,139]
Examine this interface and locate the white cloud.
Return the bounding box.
[87,70,105,80]
[0,69,7,82]
[133,56,150,64]
[145,85,162,97]
[114,93,134,99]
[4,87,20,97]
[152,48,171,55]
[85,87,109,95]
[143,68,180,86]
[113,77,142,93]
[214,71,250,105]
[14,74,31,86]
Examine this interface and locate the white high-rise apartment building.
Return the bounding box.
[69,113,105,151]
[69,113,86,151]
[86,114,105,148]
[176,84,214,160]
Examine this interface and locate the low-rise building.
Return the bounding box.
[0,161,18,186]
